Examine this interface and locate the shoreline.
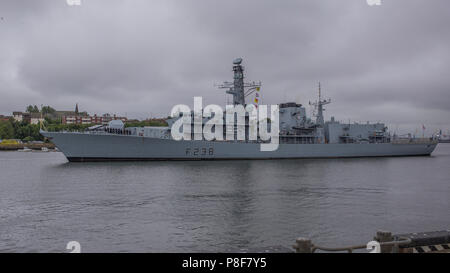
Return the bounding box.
[0,143,56,151]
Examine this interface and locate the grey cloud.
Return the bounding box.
[0,0,449,134]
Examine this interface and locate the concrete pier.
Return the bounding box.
[293,230,450,253]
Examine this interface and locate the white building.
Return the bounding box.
[30,113,44,125]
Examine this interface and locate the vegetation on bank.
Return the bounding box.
[0,117,168,142]
[0,115,94,142]
[0,119,43,141]
[0,105,168,142]
[0,118,46,142]
[26,105,56,115]
[124,119,168,128]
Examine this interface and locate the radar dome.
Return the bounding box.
[233,58,243,65]
[108,119,124,129]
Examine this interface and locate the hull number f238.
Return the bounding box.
[186,147,214,156]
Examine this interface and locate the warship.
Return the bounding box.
[41,58,437,162]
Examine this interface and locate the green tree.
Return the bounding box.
[9,121,42,141]
[26,105,40,113]
[0,121,14,139]
[42,105,56,115]
[22,136,34,142]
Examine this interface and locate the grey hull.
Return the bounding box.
[42,131,437,162]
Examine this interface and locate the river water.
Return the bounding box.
[0,144,449,252]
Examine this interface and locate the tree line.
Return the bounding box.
[0,118,92,142]
[0,119,43,142]
[0,105,168,141]
[25,105,56,114]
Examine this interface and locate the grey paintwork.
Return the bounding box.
[41,131,437,162]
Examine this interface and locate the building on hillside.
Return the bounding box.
[48,111,85,120]
[48,104,88,121]
[13,104,88,124]
[12,104,127,125]
[0,115,12,122]
[62,113,127,125]
[13,112,31,123]
[30,113,45,125]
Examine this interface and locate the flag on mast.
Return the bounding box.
[254,87,260,106]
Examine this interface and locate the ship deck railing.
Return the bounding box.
[50,129,136,136]
[391,138,438,144]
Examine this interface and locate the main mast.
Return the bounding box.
[218,58,261,105]
[229,58,245,105]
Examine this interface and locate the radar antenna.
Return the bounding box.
[217,58,261,105]
[309,82,331,127]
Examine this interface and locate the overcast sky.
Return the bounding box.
[0,0,449,134]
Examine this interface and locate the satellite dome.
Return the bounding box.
[233,58,243,65]
[108,119,124,129]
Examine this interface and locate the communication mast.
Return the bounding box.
[218,58,261,105]
[309,82,331,127]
